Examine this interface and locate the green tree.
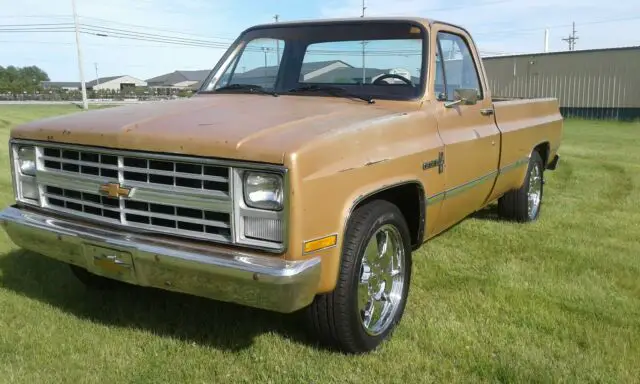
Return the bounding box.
[0,65,50,93]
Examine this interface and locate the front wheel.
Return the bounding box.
[305,200,412,353]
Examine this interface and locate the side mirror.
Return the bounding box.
[444,88,479,108]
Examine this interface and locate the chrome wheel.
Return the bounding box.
[527,163,543,219]
[357,224,406,336]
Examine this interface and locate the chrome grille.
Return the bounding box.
[41,147,229,193]
[34,143,233,243]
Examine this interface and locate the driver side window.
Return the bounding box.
[434,32,483,101]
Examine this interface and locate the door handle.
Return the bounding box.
[480,108,494,116]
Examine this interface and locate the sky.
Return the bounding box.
[1,0,639,82]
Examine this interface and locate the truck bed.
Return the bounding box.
[486,97,563,202]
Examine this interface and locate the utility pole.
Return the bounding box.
[361,0,367,84]
[71,0,88,109]
[261,47,270,77]
[562,22,579,51]
[94,62,99,86]
[273,14,280,63]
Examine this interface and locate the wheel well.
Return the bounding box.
[534,142,550,168]
[354,183,425,249]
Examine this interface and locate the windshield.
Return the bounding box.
[203,21,427,100]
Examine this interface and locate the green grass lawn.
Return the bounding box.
[0,105,639,383]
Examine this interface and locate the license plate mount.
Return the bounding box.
[84,244,137,283]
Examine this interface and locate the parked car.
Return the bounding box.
[1,16,562,353]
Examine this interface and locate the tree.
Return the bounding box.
[0,65,50,94]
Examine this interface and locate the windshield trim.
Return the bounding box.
[198,19,430,102]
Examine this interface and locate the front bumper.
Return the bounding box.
[0,206,321,313]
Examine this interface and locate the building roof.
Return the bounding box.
[236,60,351,79]
[179,70,211,81]
[41,81,80,89]
[307,67,387,83]
[146,70,211,86]
[86,76,126,87]
[301,60,351,75]
[483,45,640,60]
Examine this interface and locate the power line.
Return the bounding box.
[0,23,73,27]
[3,12,640,38]
[0,14,71,19]
[78,16,237,42]
[79,25,233,47]
[472,15,640,36]
[0,29,74,33]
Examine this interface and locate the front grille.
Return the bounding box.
[35,144,233,243]
[42,147,229,193]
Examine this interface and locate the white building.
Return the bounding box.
[87,75,147,91]
[41,75,147,92]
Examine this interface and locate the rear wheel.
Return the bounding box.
[498,150,544,222]
[305,200,412,353]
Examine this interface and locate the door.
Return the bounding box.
[432,30,501,233]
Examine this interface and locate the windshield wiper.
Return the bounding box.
[287,85,375,104]
[215,83,278,97]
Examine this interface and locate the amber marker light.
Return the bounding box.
[303,235,338,254]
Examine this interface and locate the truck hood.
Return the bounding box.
[11,94,416,164]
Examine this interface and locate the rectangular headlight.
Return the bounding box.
[11,143,40,205]
[17,145,36,176]
[243,171,283,211]
[233,168,287,251]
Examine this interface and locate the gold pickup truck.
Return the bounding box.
[1,17,562,353]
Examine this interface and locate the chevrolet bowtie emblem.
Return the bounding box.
[99,182,131,199]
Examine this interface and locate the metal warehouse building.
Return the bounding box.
[483,46,640,120]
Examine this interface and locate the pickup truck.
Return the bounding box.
[1,17,562,353]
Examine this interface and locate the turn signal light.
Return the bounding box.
[303,235,337,254]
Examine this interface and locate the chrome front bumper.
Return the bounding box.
[0,206,321,313]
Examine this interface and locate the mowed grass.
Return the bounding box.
[0,105,639,383]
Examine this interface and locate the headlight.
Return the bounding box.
[12,144,39,204]
[243,172,283,211]
[17,145,36,176]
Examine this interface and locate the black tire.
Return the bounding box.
[305,200,412,354]
[69,265,124,290]
[498,150,545,222]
